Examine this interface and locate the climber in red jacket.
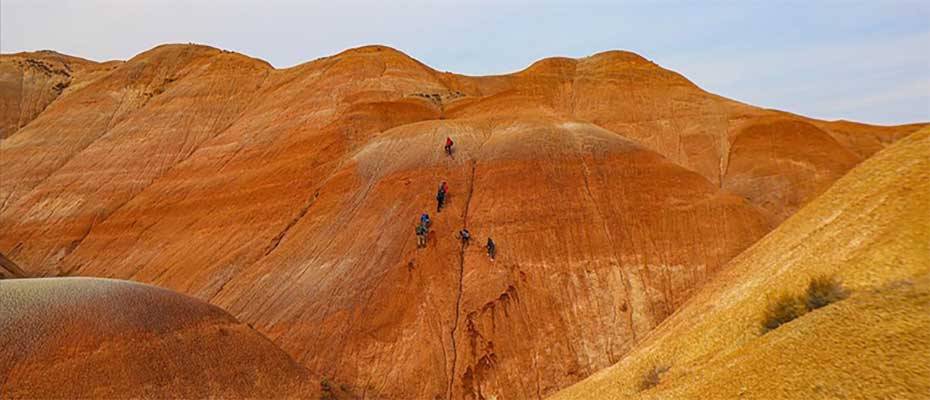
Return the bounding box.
[444,137,454,156]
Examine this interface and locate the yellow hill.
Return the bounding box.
[550,127,930,399]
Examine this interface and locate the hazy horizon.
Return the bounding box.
[3,0,928,125]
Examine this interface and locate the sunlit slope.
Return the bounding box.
[551,128,930,400]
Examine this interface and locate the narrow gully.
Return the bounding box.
[447,159,477,399]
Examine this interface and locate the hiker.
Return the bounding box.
[444,137,454,156]
[436,181,448,212]
[420,213,431,228]
[457,228,471,246]
[416,223,428,248]
[486,237,496,261]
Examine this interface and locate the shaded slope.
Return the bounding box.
[722,116,861,222]
[550,128,930,399]
[0,44,926,399]
[0,277,313,398]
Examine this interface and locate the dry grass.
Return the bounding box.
[320,378,354,400]
[762,275,848,333]
[320,378,335,400]
[639,365,670,391]
[761,293,808,333]
[806,275,849,310]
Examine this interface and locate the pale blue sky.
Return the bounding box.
[3,0,928,125]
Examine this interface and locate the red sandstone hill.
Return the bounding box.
[0,44,925,398]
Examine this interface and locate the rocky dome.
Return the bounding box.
[0,277,313,398]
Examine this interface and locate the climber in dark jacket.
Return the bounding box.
[486,237,496,261]
[420,213,431,228]
[436,181,448,212]
[416,223,427,248]
[457,228,471,246]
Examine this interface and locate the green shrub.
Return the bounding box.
[639,365,670,391]
[805,275,848,310]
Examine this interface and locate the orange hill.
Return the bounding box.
[0,44,925,398]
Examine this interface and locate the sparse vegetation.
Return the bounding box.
[639,365,670,391]
[319,377,354,400]
[761,292,808,332]
[805,275,849,310]
[320,378,335,400]
[761,275,849,333]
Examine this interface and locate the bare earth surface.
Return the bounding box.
[0,44,926,398]
[0,277,313,398]
[550,128,930,399]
